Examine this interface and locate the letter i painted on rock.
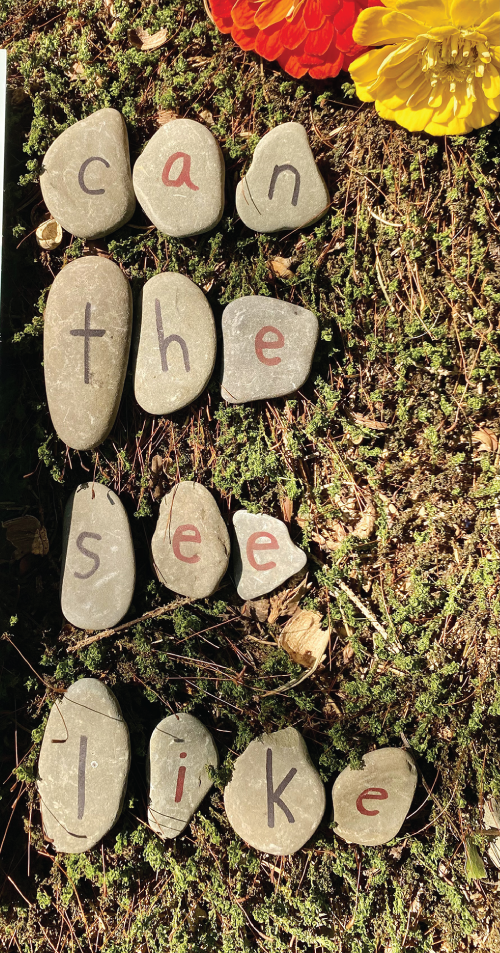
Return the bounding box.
[77,734,88,820]
[175,751,187,803]
[266,748,297,828]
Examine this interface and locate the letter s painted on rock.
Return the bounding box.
[356,788,389,816]
[78,156,110,195]
[246,532,279,572]
[255,326,284,366]
[172,524,201,563]
[74,532,103,580]
[162,152,199,192]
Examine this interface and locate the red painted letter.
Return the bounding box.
[162,152,199,191]
[255,325,285,366]
[246,532,279,572]
[172,524,201,563]
[356,788,388,816]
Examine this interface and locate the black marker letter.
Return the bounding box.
[77,734,88,820]
[78,156,110,195]
[268,164,301,207]
[155,299,190,373]
[266,748,297,828]
[74,531,102,580]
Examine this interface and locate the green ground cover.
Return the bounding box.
[1,0,500,949]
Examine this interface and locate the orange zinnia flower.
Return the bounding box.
[209,0,383,79]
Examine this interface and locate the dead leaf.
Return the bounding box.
[128,26,169,50]
[350,412,389,430]
[67,62,85,81]
[280,497,293,523]
[3,516,49,559]
[269,257,294,279]
[279,609,329,668]
[472,428,498,453]
[199,108,214,126]
[157,109,178,125]
[353,499,376,539]
[268,575,309,624]
[314,521,348,552]
[241,598,270,623]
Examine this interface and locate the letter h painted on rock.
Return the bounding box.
[155,299,190,374]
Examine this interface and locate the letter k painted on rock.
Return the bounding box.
[266,748,297,828]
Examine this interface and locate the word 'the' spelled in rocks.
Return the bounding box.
[148,713,218,840]
[37,678,130,853]
[44,257,133,451]
[224,727,326,855]
[60,482,135,632]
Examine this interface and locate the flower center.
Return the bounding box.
[421,30,492,101]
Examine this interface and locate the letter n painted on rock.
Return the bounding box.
[356,788,388,817]
[172,524,201,563]
[268,164,301,207]
[266,748,297,828]
[255,326,284,366]
[246,532,278,572]
[162,152,199,191]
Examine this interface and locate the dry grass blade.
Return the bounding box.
[127,27,169,50]
[334,579,402,653]
[350,412,389,430]
[279,609,329,668]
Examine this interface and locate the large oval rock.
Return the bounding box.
[151,482,230,599]
[236,123,329,233]
[133,119,225,237]
[60,482,135,631]
[134,273,216,415]
[37,678,130,853]
[44,256,132,450]
[224,727,325,855]
[332,747,418,847]
[220,296,319,403]
[40,108,135,239]
[233,510,307,600]
[148,712,218,839]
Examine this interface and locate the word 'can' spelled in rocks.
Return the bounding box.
[37,678,130,853]
[232,510,307,600]
[148,712,218,840]
[60,482,135,632]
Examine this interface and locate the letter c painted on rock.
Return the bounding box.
[78,156,111,195]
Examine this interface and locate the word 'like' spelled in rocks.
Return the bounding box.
[40,108,136,240]
[236,122,330,233]
[133,118,225,238]
[148,713,218,840]
[60,482,135,631]
[37,678,130,853]
[224,727,325,855]
[44,256,132,451]
[220,296,319,403]
[332,747,418,847]
[134,272,216,415]
[232,510,307,600]
[151,482,230,600]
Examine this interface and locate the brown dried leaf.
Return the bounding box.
[280,497,293,523]
[3,516,49,559]
[240,598,270,623]
[269,257,294,279]
[350,412,389,430]
[157,109,178,125]
[279,609,329,668]
[268,575,309,624]
[199,108,214,126]
[353,499,376,539]
[128,26,169,50]
[472,428,498,453]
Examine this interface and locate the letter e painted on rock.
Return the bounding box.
[255,325,284,366]
[356,788,388,816]
[246,532,278,572]
[172,524,201,563]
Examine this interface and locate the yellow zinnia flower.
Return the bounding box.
[350,0,500,135]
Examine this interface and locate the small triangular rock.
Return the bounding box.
[37,679,130,853]
[236,123,329,233]
[148,713,218,839]
[40,108,135,239]
[224,727,325,855]
[233,511,307,600]
[332,748,418,847]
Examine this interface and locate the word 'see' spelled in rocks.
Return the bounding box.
[37,678,130,853]
[133,119,225,238]
[151,482,230,600]
[148,713,218,840]
[232,510,307,600]
[220,296,319,404]
[40,108,135,240]
[224,727,325,855]
[60,482,135,631]
[236,122,330,233]
[332,747,418,847]
[134,272,216,415]
[44,257,132,450]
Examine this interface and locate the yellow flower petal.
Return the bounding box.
[450,0,500,29]
[350,47,393,94]
[380,102,435,130]
[482,64,500,98]
[389,1,449,27]
[352,9,420,46]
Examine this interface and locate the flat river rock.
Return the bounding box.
[44,256,132,450]
[134,272,216,415]
[60,482,135,631]
[37,678,130,853]
[148,712,218,839]
[151,482,230,599]
[233,510,307,600]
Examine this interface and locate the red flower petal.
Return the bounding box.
[277,45,310,77]
[231,24,260,49]
[254,22,286,59]
[232,0,260,30]
[303,17,335,55]
[303,0,326,30]
[279,14,309,50]
[309,47,345,77]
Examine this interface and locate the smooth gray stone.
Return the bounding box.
[40,108,135,239]
[37,678,130,853]
[151,482,230,599]
[60,482,135,631]
[483,798,500,869]
[233,511,307,600]
[133,119,224,238]
[44,256,132,450]
[148,713,218,839]
[236,122,329,233]
[134,272,216,415]
[332,748,418,847]
[220,296,318,404]
[224,727,325,855]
